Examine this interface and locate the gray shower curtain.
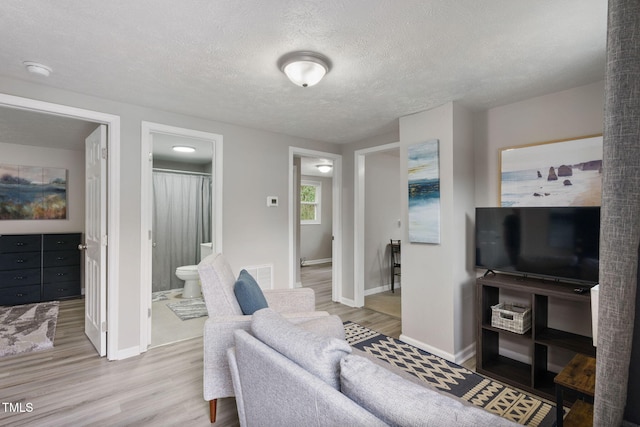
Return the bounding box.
[152,170,212,292]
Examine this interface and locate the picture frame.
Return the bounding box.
[408,139,440,244]
[0,164,68,220]
[499,135,603,207]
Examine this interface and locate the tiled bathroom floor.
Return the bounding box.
[150,289,207,348]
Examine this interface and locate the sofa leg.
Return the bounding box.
[209,399,217,423]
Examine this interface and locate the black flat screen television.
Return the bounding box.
[475,206,600,285]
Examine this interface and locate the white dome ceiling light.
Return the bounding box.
[278,51,331,88]
[172,145,196,153]
[23,61,52,77]
[316,164,333,173]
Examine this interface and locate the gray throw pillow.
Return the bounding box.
[234,269,268,315]
[251,308,351,389]
[340,354,517,427]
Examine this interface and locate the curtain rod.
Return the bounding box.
[152,168,211,177]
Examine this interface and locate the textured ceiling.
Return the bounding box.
[0,1,607,146]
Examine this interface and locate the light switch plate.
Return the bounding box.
[267,196,279,207]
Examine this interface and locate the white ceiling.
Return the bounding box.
[0,1,607,148]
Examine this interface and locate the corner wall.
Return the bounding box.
[399,102,476,362]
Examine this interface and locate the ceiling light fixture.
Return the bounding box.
[278,51,331,88]
[23,61,52,77]
[172,145,196,153]
[316,164,333,173]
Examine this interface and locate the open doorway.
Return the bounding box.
[140,122,223,350]
[0,93,121,359]
[355,142,401,319]
[289,147,342,302]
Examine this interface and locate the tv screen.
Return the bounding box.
[475,206,600,285]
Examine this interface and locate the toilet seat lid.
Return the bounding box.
[176,265,198,272]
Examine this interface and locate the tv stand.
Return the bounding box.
[476,273,595,402]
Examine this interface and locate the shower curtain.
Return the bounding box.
[152,170,212,292]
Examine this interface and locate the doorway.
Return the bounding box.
[140,122,223,350]
[289,147,342,302]
[354,142,401,316]
[0,93,121,359]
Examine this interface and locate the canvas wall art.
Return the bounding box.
[408,139,440,244]
[0,164,68,220]
[500,135,603,207]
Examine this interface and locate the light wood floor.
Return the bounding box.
[0,263,401,426]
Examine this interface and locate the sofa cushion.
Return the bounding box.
[251,308,351,389]
[234,270,269,315]
[340,354,517,427]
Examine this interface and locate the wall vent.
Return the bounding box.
[241,264,273,289]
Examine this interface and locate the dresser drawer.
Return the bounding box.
[0,235,42,254]
[43,265,80,284]
[43,234,81,252]
[43,250,80,268]
[42,281,81,300]
[0,251,41,270]
[0,285,41,305]
[0,268,41,288]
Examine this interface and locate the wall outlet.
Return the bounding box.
[267,196,279,207]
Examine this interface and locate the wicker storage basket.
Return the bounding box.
[491,303,531,334]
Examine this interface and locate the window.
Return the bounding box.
[300,180,321,224]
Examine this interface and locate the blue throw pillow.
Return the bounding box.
[234,269,269,315]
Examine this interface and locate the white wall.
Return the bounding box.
[399,102,476,363]
[0,76,339,356]
[364,150,401,291]
[0,141,85,234]
[473,81,604,367]
[474,80,605,207]
[300,174,332,263]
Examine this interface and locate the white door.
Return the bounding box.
[83,124,107,356]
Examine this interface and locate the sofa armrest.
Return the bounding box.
[263,287,316,312]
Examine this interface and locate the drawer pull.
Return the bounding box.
[14,276,25,280]
[57,241,66,245]
[57,288,67,292]
[15,242,24,246]
[16,293,24,297]
[56,257,65,260]
[56,273,66,276]
[16,259,25,263]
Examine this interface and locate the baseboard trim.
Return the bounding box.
[399,334,456,363]
[364,283,401,296]
[340,297,357,307]
[116,346,141,360]
[302,258,332,266]
[455,343,476,366]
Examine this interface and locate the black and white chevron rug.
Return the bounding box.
[344,322,559,427]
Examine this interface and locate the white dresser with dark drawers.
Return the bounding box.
[0,233,82,306]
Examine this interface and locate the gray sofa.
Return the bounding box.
[227,308,518,427]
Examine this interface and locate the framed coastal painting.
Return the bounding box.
[500,135,603,207]
[408,139,440,244]
[0,164,68,220]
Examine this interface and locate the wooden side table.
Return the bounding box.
[554,353,596,427]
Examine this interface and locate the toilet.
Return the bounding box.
[175,265,202,298]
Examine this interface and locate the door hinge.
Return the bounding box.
[101,148,108,159]
[101,321,107,332]
[148,152,153,162]
[102,235,108,246]
[148,230,152,240]
[148,308,152,318]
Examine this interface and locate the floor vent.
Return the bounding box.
[241,264,273,289]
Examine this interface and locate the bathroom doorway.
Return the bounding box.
[140,122,223,350]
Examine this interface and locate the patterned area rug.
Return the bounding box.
[166,298,208,320]
[0,301,59,358]
[344,322,558,427]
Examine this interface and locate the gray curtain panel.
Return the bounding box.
[152,171,212,292]
[596,0,640,426]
